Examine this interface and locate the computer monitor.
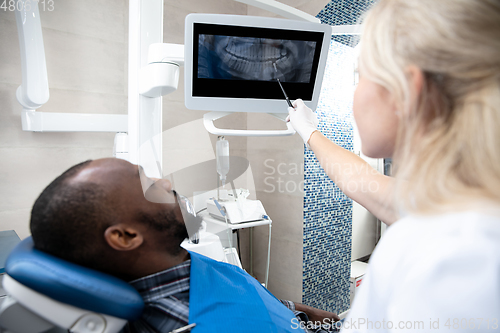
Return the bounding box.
[185,14,332,114]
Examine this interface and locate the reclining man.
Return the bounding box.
[30,158,340,332]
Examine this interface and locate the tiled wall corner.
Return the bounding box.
[302,39,355,314]
[316,0,376,47]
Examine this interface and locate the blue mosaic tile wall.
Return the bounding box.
[316,0,376,46]
[302,39,355,314]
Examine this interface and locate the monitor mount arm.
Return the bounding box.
[203,112,295,137]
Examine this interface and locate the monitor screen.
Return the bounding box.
[185,14,331,114]
[192,23,324,101]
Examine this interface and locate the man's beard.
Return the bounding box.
[138,209,189,255]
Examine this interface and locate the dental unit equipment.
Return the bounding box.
[216,136,230,188]
[176,192,203,245]
[210,197,234,265]
[206,189,268,225]
[212,137,269,224]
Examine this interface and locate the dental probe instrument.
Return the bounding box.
[273,63,294,108]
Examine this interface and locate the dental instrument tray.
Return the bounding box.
[206,198,267,224]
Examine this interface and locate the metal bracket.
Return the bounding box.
[21,110,128,133]
[203,112,295,137]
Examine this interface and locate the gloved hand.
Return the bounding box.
[286,99,319,145]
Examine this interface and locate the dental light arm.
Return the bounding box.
[139,43,184,98]
[15,0,49,110]
[13,0,128,133]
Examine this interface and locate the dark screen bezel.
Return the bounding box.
[192,23,325,101]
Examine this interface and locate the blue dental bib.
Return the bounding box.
[188,251,303,333]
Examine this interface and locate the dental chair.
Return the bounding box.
[0,237,144,333]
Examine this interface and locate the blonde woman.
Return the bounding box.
[289,0,500,330]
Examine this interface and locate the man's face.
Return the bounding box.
[71,158,197,250]
[138,165,202,240]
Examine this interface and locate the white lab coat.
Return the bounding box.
[342,210,500,332]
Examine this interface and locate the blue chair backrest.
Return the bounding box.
[5,237,144,320]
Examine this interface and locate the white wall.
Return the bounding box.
[0,1,128,239]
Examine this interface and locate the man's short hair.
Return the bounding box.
[30,160,114,270]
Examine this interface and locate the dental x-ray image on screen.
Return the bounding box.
[197,35,317,83]
[185,15,331,109]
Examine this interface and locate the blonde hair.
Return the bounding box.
[359,0,500,214]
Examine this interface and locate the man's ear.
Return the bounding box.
[104,224,144,251]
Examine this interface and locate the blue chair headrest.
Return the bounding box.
[5,237,144,320]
